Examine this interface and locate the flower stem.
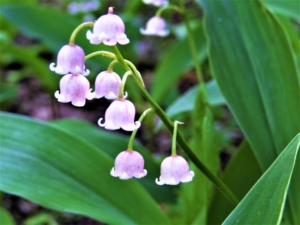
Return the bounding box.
[156,5,183,17]
[127,108,153,151]
[107,60,119,72]
[171,121,184,156]
[118,71,131,99]
[110,45,239,206]
[69,22,94,45]
[85,51,116,61]
[178,1,210,103]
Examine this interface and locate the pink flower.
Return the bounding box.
[55,74,94,107]
[142,0,168,7]
[49,44,89,76]
[94,71,121,99]
[86,7,129,46]
[140,16,169,37]
[156,156,194,185]
[98,99,140,131]
[111,150,147,179]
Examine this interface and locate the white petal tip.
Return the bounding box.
[98,118,105,127]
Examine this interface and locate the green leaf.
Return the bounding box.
[0,112,171,225]
[223,134,300,225]
[0,207,15,225]
[179,86,221,224]
[200,0,300,223]
[52,118,176,203]
[208,140,262,225]
[165,80,226,119]
[151,23,207,104]
[264,0,300,21]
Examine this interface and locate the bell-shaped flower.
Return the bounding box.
[49,44,89,76]
[98,99,140,131]
[142,0,168,6]
[111,150,147,179]
[156,156,194,185]
[140,16,169,37]
[86,7,129,46]
[94,71,121,99]
[55,74,94,107]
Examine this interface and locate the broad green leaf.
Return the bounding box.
[165,80,226,118]
[0,112,171,225]
[208,140,262,225]
[52,118,176,203]
[180,86,221,225]
[151,23,207,104]
[24,213,58,225]
[200,0,300,223]
[264,0,300,21]
[223,134,300,225]
[0,207,15,225]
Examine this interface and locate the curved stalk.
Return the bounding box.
[69,22,94,45]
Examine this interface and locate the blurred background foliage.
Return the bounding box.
[0,0,299,224]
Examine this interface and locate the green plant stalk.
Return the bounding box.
[156,5,182,17]
[171,121,184,156]
[111,45,239,205]
[69,22,94,45]
[127,108,153,151]
[118,71,131,99]
[107,60,119,72]
[179,0,209,102]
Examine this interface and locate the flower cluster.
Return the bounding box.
[50,7,194,186]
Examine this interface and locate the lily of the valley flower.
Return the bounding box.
[55,74,94,107]
[156,156,194,185]
[142,0,168,7]
[111,150,147,179]
[94,71,121,99]
[49,44,89,76]
[86,7,129,46]
[98,99,140,131]
[140,16,169,37]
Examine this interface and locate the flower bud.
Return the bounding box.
[94,71,121,100]
[140,16,169,37]
[49,44,89,76]
[55,74,93,107]
[142,0,168,7]
[156,156,194,185]
[86,7,129,46]
[111,150,147,179]
[98,99,140,131]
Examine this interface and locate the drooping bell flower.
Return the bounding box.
[94,71,121,99]
[111,150,147,179]
[98,99,140,131]
[140,16,169,37]
[156,156,194,185]
[86,7,129,46]
[142,0,168,6]
[55,74,94,107]
[49,44,89,76]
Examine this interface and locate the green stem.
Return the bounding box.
[85,51,116,61]
[171,121,184,156]
[107,60,119,72]
[110,45,239,206]
[127,108,153,151]
[178,1,209,103]
[156,5,183,17]
[118,71,131,99]
[69,22,94,45]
